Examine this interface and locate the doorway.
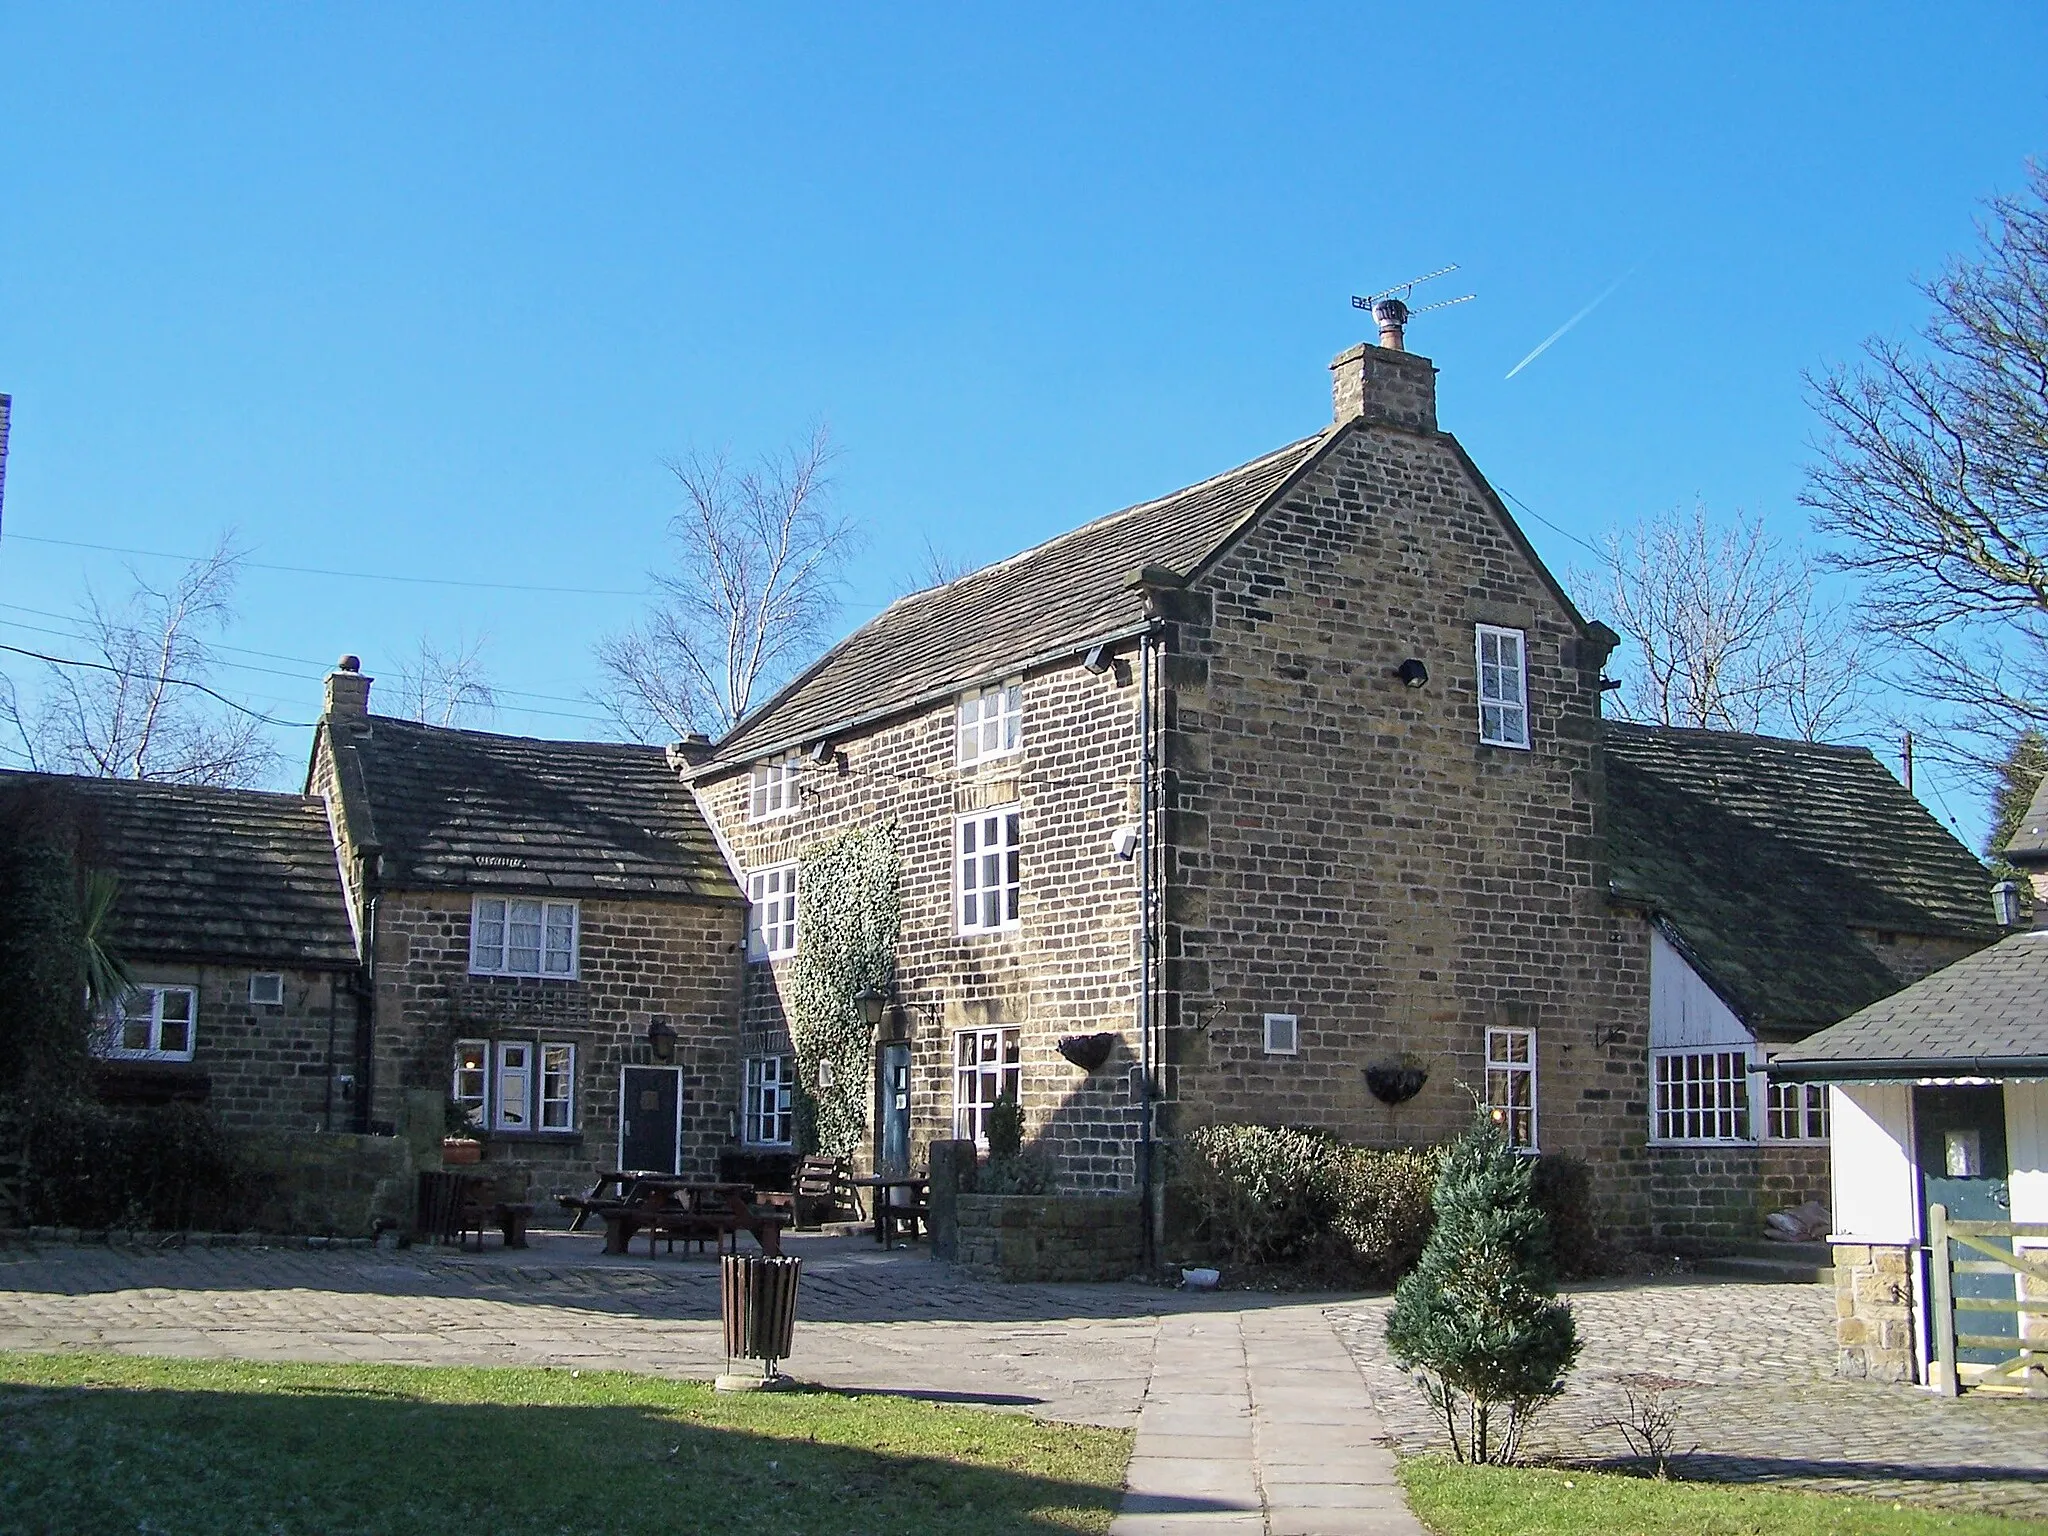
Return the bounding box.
[618,1066,682,1174]
[1914,1084,2014,1366]
[877,1041,912,1174]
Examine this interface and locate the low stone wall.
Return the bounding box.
[243,1131,414,1237]
[1832,1242,1919,1383]
[955,1194,1142,1282]
[1649,1143,1831,1241]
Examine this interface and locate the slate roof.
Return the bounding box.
[1771,930,2048,1079]
[708,431,1336,767]
[2000,772,2048,863]
[329,715,741,901]
[0,771,357,968]
[1602,722,2002,1040]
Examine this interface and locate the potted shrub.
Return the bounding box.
[442,1097,484,1165]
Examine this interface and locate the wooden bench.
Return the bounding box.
[793,1156,859,1228]
[572,1189,791,1258]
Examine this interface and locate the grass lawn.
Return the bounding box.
[1401,1457,2048,1535]
[0,1352,1130,1535]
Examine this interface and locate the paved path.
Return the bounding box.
[1335,1277,2048,1522]
[1114,1307,1424,1536]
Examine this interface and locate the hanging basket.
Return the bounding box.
[1057,1033,1117,1072]
[1364,1064,1428,1106]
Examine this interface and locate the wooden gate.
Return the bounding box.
[1927,1204,2048,1397]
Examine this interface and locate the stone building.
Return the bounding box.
[690,332,1665,1237]
[0,771,360,1130]
[308,661,748,1190]
[1603,723,2003,1241]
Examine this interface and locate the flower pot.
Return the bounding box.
[441,1138,483,1165]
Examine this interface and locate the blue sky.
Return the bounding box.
[1,3,2044,840]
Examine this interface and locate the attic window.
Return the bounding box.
[249,973,284,1007]
[1262,1013,1299,1056]
[958,682,1022,767]
[1475,625,1530,749]
[749,754,800,820]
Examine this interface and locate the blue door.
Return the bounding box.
[878,1043,911,1174]
[1915,1085,2014,1366]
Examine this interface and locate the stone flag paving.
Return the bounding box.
[1112,1306,1425,1536]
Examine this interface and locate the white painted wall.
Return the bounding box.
[1649,927,1753,1051]
[1831,1083,1919,1244]
[2006,1081,2048,1226]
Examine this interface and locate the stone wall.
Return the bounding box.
[364,890,746,1195]
[242,1129,413,1237]
[1832,1242,1920,1382]
[1160,419,1653,1236]
[954,1193,1144,1282]
[699,655,1148,1192]
[1650,1142,1832,1240]
[109,963,359,1134]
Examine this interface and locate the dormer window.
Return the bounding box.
[958,682,1022,767]
[749,753,800,820]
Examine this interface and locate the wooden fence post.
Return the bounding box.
[1929,1202,1959,1397]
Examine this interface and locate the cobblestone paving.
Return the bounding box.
[0,1230,1195,1428]
[1333,1278,2048,1522]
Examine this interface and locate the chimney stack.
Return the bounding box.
[325,655,372,718]
[1329,340,1438,431]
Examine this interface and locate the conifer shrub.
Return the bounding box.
[1529,1151,1600,1280]
[1385,1113,1580,1464]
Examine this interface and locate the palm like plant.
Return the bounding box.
[78,870,132,1016]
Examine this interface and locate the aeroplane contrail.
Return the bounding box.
[1504,269,1635,380]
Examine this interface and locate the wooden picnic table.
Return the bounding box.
[850,1173,929,1244]
[558,1178,788,1258]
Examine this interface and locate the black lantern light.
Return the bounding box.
[855,986,888,1036]
[647,1015,677,1063]
[1396,658,1429,689]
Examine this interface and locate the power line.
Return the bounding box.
[0,643,318,728]
[1494,485,1606,562]
[2,531,654,598]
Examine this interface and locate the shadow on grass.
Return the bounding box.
[1575,1450,2048,1489]
[0,1369,1126,1536]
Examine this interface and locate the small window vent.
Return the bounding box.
[249,973,284,1007]
[1262,1012,1299,1057]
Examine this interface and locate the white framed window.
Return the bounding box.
[1484,1026,1537,1150]
[1653,1049,1754,1142]
[452,1039,489,1129]
[1262,1012,1299,1056]
[249,973,284,1007]
[103,986,198,1062]
[494,1041,533,1131]
[957,808,1022,934]
[744,1055,794,1146]
[954,1026,1021,1143]
[470,897,578,978]
[958,681,1023,766]
[1767,1080,1829,1141]
[746,863,799,960]
[749,753,800,820]
[1475,625,1530,749]
[540,1042,576,1131]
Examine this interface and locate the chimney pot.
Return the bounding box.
[1372,297,1410,351]
[325,658,373,718]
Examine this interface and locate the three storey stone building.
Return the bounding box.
[691,334,1660,1235]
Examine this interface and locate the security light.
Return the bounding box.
[1109,825,1140,861]
[1396,658,1429,689]
[1083,644,1112,674]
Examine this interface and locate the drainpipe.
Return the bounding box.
[1137,628,1158,1271]
[323,971,336,1133]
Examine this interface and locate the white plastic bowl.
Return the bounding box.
[1180,1266,1220,1290]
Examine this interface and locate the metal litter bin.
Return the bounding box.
[717,1252,802,1390]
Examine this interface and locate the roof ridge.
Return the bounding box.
[0,769,323,809]
[1601,720,1876,758]
[359,715,665,755]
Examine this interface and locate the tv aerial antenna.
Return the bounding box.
[1352,264,1474,348]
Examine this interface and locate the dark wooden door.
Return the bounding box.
[878,1043,911,1174]
[620,1067,681,1174]
[1915,1084,2014,1364]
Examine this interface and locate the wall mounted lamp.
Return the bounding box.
[1396,658,1429,689]
[647,1015,677,1063]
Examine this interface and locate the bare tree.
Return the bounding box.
[1583,502,1866,741]
[596,424,857,740]
[392,633,496,728]
[0,537,279,785]
[1804,162,2048,766]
